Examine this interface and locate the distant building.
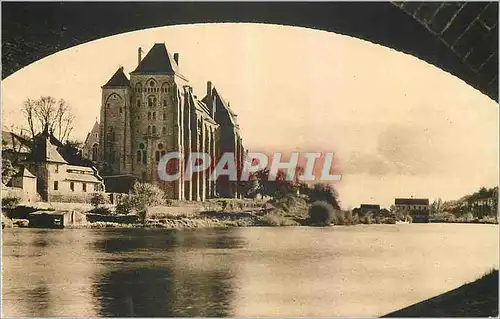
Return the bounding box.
[82,120,100,162]
[357,204,381,216]
[3,126,105,202]
[9,166,38,202]
[395,198,430,223]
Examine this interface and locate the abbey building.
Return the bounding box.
[85,43,245,200]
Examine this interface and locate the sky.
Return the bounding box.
[2,23,498,208]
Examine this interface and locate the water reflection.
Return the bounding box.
[2,225,499,317]
[89,228,238,317]
[94,267,234,317]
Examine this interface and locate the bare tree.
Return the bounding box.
[22,96,74,142]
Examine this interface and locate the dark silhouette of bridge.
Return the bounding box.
[2,2,497,101]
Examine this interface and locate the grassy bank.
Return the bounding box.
[383,269,499,317]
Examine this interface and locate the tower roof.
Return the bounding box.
[131,43,182,76]
[102,67,130,88]
[31,134,68,164]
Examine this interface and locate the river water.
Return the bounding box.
[2,224,498,317]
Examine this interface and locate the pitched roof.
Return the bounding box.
[14,167,36,178]
[31,129,68,164]
[360,204,380,210]
[204,87,239,127]
[131,43,183,77]
[395,198,429,205]
[2,130,32,152]
[102,67,130,88]
[84,120,100,145]
[65,172,102,183]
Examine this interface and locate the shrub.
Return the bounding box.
[308,201,334,226]
[259,210,299,226]
[116,195,137,215]
[116,182,165,223]
[407,215,413,223]
[362,214,373,224]
[90,193,107,207]
[351,213,360,225]
[334,210,346,225]
[2,196,21,209]
[89,206,113,215]
[271,193,309,217]
[463,212,474,222]
[307,183,340,209]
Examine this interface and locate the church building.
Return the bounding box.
[87,43,245,200]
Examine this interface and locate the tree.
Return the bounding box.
[308,183,340,209]
[243,172,261,198]
[430,198,443,216]
[128,182,165,224]
[390,205,410,221]
[308,201,334,226]
[90,193,107,208]
[23,96,74,142]
[1,158,17,185]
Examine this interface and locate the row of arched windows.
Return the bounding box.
[135,97,169,108]
[146,125,167,135]
[136,143,166,164]
[135,81,170,94]
[146,112,167,120]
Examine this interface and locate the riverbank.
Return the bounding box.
[384,269,499,317]
[2,197,498,230]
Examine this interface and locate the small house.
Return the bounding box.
[28,210,87,228]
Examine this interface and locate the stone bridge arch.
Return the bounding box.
[2,2,497,100]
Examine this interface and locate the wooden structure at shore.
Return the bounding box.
[28,210,87,228]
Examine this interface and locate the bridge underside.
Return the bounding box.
[2,2,497,101]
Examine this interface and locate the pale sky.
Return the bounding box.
[2,23,498,208]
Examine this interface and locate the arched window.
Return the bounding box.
[163,99,167,107]
[136,99,140,107]
[162,112,166,120]
[148,96,156,107]
[142,151,147,164]
[136,82,142,93]
[136,150,141,163]
[161,150,166,157]
[107,127,114,143]
[153,112,156,120]
[161,82,169,94]
[152,126,156,134]
[147,126,151,134]
[148,112,151,120]
[155,151,160,162]
[92,143,99,161]
[162,127,166,135]
[149,80,155,87]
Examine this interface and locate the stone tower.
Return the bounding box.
[127,43,189,199]
[99,67,133,175]
[97,43,243,200]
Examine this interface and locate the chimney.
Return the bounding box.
[207,81,212,97]
[207,81,215,118]
[173,53,179,66]
[138,47,142,66]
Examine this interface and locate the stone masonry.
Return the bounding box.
[92,43,245,200]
